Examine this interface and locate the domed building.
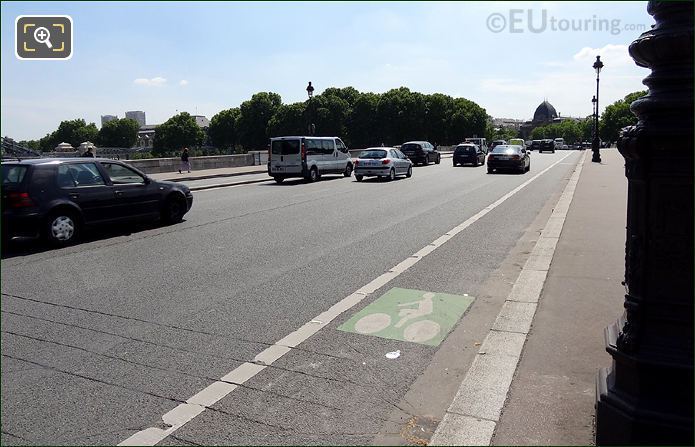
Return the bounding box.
[520,100,560,139]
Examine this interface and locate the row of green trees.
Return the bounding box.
[21,118,140,152]
[200,87,489,153]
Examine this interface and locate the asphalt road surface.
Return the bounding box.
[1,151,581,445]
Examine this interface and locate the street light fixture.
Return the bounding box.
[306,81,315,135]
[592,55,604,162]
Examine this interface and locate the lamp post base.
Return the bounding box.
[592,149,601,163]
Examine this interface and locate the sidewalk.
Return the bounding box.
[148,164,266,183]
[491,148,627,444]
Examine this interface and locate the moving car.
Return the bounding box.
[400,141,441,165]
[452,143,485,167]
[353,148,413,181]
[487,145,530,174]
[554,138,565,150]
[268,136,353,183]
[539,139,556,153]
[529,140,542,151]
[1,158,193,246]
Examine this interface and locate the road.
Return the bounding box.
[1,151,581,445]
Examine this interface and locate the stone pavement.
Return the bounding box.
[491,148,627,445]
[148,164,266,183]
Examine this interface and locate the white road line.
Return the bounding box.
[119,152,575,446]
[429,150,588,446]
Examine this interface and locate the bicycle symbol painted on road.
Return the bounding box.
[338,288,474,346]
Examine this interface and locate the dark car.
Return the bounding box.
[539,139,556,153]
[487,145,530,174]
[529,140,541,151]
[400,141,441,165]
[452,144,485,167]
[2,158,193,246]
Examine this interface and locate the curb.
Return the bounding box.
[162,168,267,183]
[189,177,271,191]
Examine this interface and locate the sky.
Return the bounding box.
[1,1,653,141]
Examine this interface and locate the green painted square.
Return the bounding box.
[338,288,474,346]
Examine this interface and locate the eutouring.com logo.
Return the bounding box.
[486,9,648,35]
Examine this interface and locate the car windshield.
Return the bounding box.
[360,150,387,159]
[1,165,28,186]
[491,145,519,154]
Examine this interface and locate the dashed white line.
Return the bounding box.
[119,152,575,446]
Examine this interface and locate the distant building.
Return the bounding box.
[192,115,210,128]
[520,100,558,139]
[136,124,158,148]
[492,118,524,130]
[101,115,117,126]
[125,111,146,127]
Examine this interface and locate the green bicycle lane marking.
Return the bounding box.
[338,288,474,347]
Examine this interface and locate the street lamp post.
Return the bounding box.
[595,1,693,444]
[306,81,315,136]
[591,95,597,147]
[592,55,603,162]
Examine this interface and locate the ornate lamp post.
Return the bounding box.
[591,55,604,162]
[591,95,597,147]
[306,81,315,136]
[595,2,693,444]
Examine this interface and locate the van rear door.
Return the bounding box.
[270,138,302,175]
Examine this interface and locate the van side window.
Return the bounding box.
[322,139,335,155]
[336,139,348,153]
[306,139,321,156]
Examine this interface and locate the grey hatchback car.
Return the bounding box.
[353,148,413,181]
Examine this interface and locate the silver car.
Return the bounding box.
[354,147,413,182]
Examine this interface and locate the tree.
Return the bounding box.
[97,118,139,148]
[237,92,282,150]
[267,103,306,137]
[152,112,205,155]
[47,119,98,148]
[347,92,379,148]
[599,90,647,142]
[208,108,240,151]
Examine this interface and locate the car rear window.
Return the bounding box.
[491,145,519,154]
[360,150,387,159]
[401,144,421,151]
[271,140,300,155]
[455,146,475,153]
[1,165,28,187]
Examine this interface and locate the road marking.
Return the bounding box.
[338,288,474,346]
[430,150,588,446]
[119,152,575,446]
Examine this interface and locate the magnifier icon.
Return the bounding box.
[33,26,53,49]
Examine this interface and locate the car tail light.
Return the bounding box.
[7,192,34,208]
[382,159,390,165]
[301,142,306,161]
[354,160,359,167]
[512,155,521,160]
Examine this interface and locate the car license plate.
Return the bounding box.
[363,160,379,167]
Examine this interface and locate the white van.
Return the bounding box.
[268,136,353,183]
[465,138,488,153]
[554,138,565,150]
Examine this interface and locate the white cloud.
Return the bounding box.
[573,44,633,67]
[133,77,167,87]
[179,80,189,86]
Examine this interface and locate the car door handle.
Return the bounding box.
[114,190,123,196]
[69,193,79,199]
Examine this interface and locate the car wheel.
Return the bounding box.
[162,196,186,224]
[526,162,531,172]
[355,174,363,182]
[552,150,556,154]
[425,154,430,165]
[481,156,486,166]
[388,168,396,181]
[487,168,493,174]
[274,176,284,184]
[45,209,80,246]
[435,154,441,164]
[453,162,457,167]
[406,166,412,178]
[343,163,353,177]
[307,167,319,183]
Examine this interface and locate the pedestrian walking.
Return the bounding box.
[179,147,191,173]
[81,147,94,158]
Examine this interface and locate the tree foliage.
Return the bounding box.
[97,118,139,148]
[208,108,240,150]
[152,112,205,155]
[599,90,647,142]
[237,92,282,150]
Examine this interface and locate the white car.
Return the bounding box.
[354,147,413,181]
